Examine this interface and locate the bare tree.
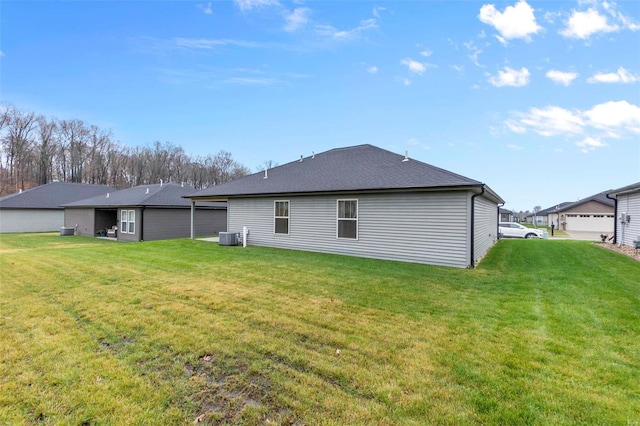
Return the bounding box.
[0,107,37,191]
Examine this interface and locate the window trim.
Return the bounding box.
[128,210,135,234]
[274,200,290,235]
[336,199,358,240]
[121,210,128,234]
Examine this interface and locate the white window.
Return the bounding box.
[274,201,289,234]
[337,199,358,239]
[128,210,135,234]
[121,210,128,234]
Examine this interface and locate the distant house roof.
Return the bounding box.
[607,182,640,197]
[537,202,574,216]
[64,182,226,209]
[0,182,114,209]
[499,208,513,214]
[556,191,614,213]
[187,144,504,203]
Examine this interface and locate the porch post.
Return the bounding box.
[190,200,195,239]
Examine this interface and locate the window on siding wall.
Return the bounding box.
[128,210,135,234]
[274,201,289,234]
[121,210,128,233]
[337,199,358,239]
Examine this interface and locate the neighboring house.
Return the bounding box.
[524,213,545,225]
[0,182,113,233]
[499,208,514,222]
[186,144,504,268]
[537,202,573,228]
[63,182,226,241]
[553,191,614,233]
[607,182,640,248]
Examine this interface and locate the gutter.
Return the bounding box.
[470,185,486,268]
[605,192,617,244]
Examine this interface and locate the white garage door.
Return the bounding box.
[565,214,614,232]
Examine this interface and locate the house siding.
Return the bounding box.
[560,201,614,232]
[474,195,498,266]
[228,191,473,268]
[1,209,64,233]
[143,208,226,241]
[615,191,640,247]
[65,208,95,236]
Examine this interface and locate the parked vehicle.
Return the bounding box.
[499,222,544,239]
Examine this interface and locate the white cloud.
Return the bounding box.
[234,0,280,12]
[515,106,585,136]
[284,7,310,32]
[545,69,579,86]
[506,100,640,151]
[464,41,483,67]
[488,66,530,87]
[507,144,524,150]
[373,6,386,18]
[401,58,429,75]
[576,136,607,153]
[420,49,433,57]
[560,8,618,39]
[478,0,542,42]
[367,66,378,74]
[451,65,464,73]
[402,78,411,86]
[197,2,213,14]
[227,77,278,85]
[505,120,527,133]
[587,67,638,84]
[584,100,640,133]
[408,138,430,150]
[602,1,640,31]
[315,18,377,39]
[174,38,262,49]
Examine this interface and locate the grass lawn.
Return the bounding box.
[1,234,638,425]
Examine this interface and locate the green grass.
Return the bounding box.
[1,233,638,425]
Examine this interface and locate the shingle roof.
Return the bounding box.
[64,182,225,208]
[537,201,574,215]
[187,144,502,202]
[608,181,640,196]
[556,191,614,212]
[0,182,114,209]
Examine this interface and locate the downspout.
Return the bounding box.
[606,192,617,244]
[140,207,145,241]
[190,200,196,239]
[470,185,485,268]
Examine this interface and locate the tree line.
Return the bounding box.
[0,105,252,196]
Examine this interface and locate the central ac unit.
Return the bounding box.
[219,232,240,246]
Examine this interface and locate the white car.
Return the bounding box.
[499,222,544,239]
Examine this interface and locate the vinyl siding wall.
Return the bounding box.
[473,195,499,266]
[64,208,95,236]
[0,209,63,233]
[228,191,473,268]
[615,191,640,247]
[143,208,226,241]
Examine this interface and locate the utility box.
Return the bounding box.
[219,232,240,246]
[60,227,75,236]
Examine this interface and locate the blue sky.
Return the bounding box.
[1,0,639,211]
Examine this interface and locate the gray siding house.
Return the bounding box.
[64,182,226,241]
[607,182,640,248]
[553,192,614,233]
[186,144,504,268]
[0,182,113,233]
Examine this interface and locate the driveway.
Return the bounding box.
[564,231,608,241]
